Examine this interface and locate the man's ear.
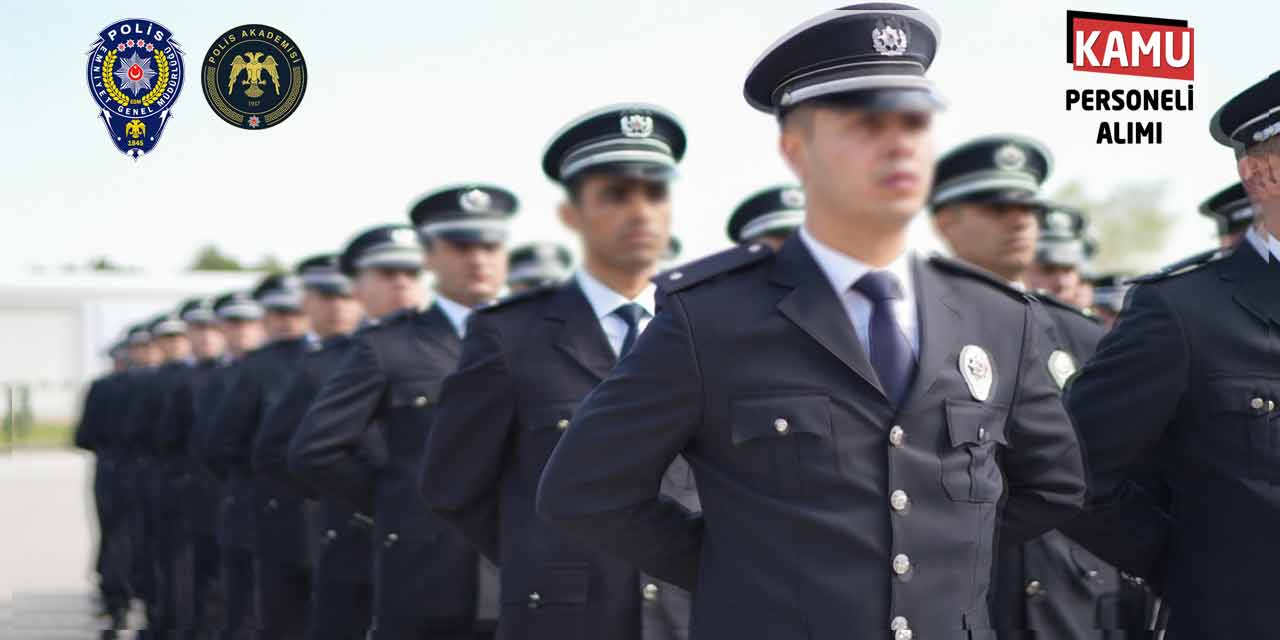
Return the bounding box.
[779,124,808,184]
[931,205,959,237]
[558,200,581,233]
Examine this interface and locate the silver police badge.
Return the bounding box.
[620,113,654,138]
[959,345,994,402]
[1047,350,1077,390]
[994,144,1027,171]
[872,21,909,56]
[780,187,806,209]
[459,188,492,213]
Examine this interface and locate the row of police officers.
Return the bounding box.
[73,4,1280,639]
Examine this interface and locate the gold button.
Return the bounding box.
[556,419,570,431]
[414,396,429,407]
[1252,397,1265,410]
[1025,580,1043,596]
[774,418,790,434]
[892,554,911,575]
[890,490,909,512]
[889,426,905,447]
[642,583,659,601]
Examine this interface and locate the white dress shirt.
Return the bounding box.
[434,295,474,338]
[799,227,920,357]
[1246,225,1280,263]
[574,269,657,357]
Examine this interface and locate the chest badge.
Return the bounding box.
[1047,350,1078,390]
[959,345,994,402]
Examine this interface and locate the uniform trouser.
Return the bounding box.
[368,616,473,640]
[306,578,372,640]
[94,462,132,622]
[256,558,312,640]
[191,532,224,638]
[149,473,196,637]
[132,466,158,621]
[219,548,257,640]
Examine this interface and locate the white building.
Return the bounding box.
[0,271,260,423]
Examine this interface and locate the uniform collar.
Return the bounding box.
[433,294,474,338]
[1246,224,1280,263]
[574,268,657,321]
[799,226,915,300]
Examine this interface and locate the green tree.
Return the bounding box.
[189,245,243,271]
[251,255,286,274]
[1051,180,1178,274]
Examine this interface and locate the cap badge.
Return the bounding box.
[459,188,492,213]
[1047,350,1078,390]
[780,187,806,209]
[620,113,654,139]
[391,228,419,247]
[994,144,1027,171]
[959,345,994,402]
[872,20,909,57]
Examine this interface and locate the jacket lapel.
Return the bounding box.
[416,304,462,361]
[1223,245,1280,326]
[769,236,885,401]
[547,282,616,381]
[901,256,962,410]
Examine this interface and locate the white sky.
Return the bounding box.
[0,0,1264,275]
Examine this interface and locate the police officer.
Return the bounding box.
[203,276,312,639]
[1027,206,1090,308]
[124,311,193,637]
[929,135,1149,639]
[192,291,265,640]
[1064,71,1280,639]
[535,7,1087,640]
[1200,181,1255,249]
[1086,275,1130,330]
[74,339,132,630]
[421,103,696,640]
[727,185,806,250]
[506,242,574,293]
[285,227,423,640]
[251,253,367,640]
[294,190,513,640]
[154,298,228,639]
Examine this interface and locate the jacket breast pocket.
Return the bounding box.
[941,399,1009,503]
[500,563,590,640]
[729,393,833,497]
[521,402,579,475]
[384,380,443,450]
[1206,377,1278,481]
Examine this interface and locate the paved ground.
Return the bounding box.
[0,449,124,638]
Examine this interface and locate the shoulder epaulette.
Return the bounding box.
[1128,248,1226,284]
[477,284,557,314]
[928,254,1031,303]
[1031,290,1101,324]
[654,243,773,294]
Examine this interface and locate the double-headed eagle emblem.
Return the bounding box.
[227,52,280,98]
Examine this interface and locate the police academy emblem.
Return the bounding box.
[1047,350,1078,390]
[85,19,184,160]
[202,24,307,130]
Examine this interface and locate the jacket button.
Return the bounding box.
[1085,569,1100,580]
[1269,400,1276,413]
[528,592,541,609]
[895,629,913,640]
[642,583,659,601]
[890,490,909,512]
[669,272,684,281]
[385,533,398,547]
[892,554,911,575]
[1251,397,1265,410]
[889,426,905,447]
[325,529,338,540]
[1025,580,1043,596]
[414,396,429,407]
[978,427,987,441]
[890,616,909,630]
[774,418,790,434]
[556,419,570,431]
[266,498,278,511]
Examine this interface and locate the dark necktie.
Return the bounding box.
[613,303,646,359]
[853,270,916,407]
